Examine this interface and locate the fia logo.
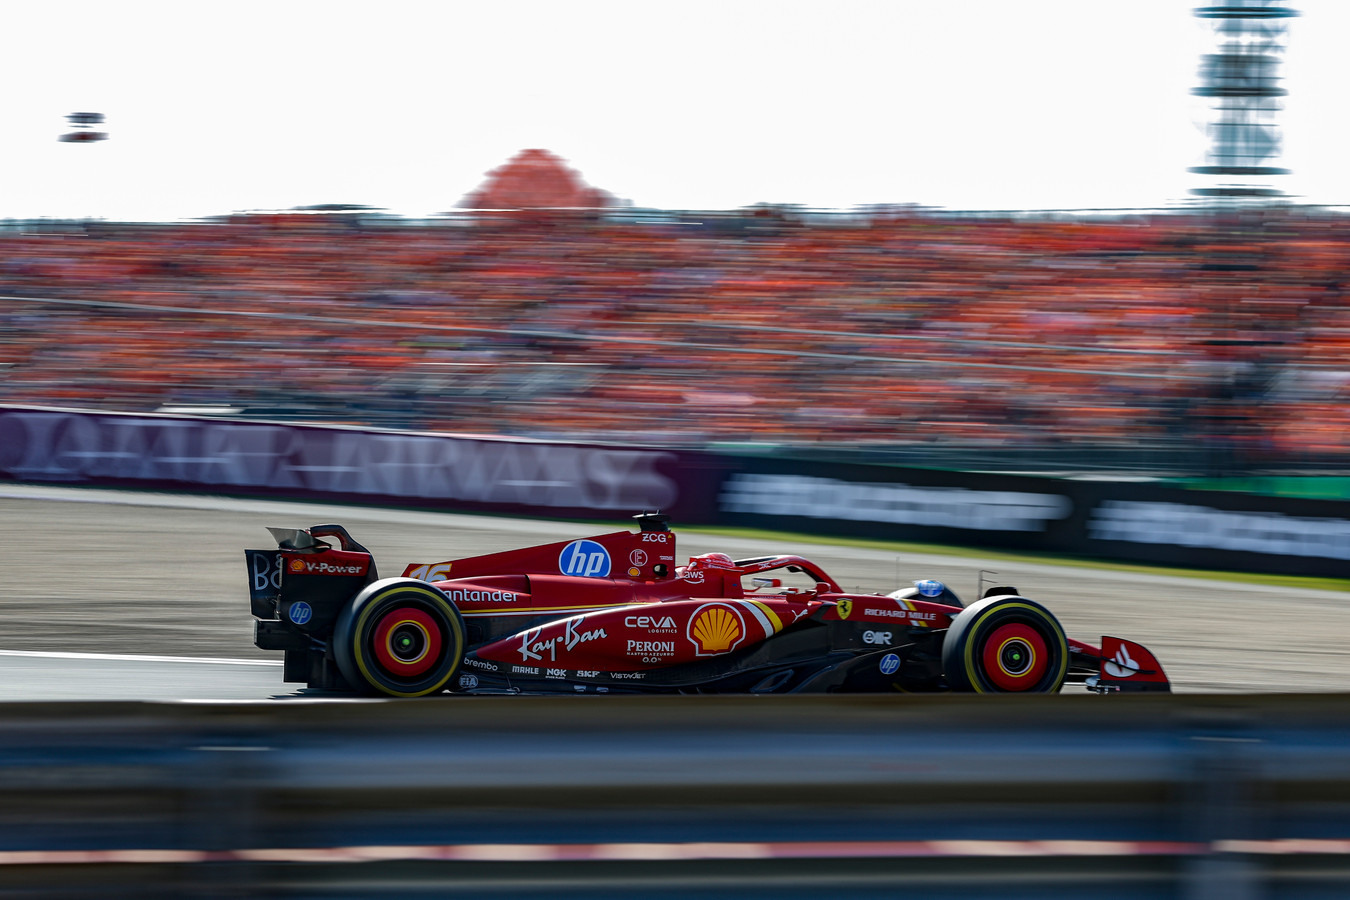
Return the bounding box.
[559,540,611,578]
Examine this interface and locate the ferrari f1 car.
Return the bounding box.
[245,513,1169,697]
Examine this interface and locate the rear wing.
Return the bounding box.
[245,524,377,625]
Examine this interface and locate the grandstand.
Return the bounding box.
[3,146,1350,479]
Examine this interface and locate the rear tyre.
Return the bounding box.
[333,578,466,697]
[941,595,1068,693]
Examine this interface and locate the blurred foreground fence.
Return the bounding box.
[4,694,1350,898]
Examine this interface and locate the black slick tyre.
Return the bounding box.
[941,595,1068,694]
[332,578,466,697]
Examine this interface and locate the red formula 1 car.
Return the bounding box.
[245,514,1169,697]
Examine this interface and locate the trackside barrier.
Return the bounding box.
[5,404,1350,577]
[0,405,725,523]
[717,457,1350,578]
[1,695,1350,898]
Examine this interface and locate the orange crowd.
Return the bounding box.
[1,207,1348,465]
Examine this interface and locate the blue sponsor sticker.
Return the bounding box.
[915,579,945,598]
[879,653,901,675]
[288,601,313,625]
[558,539,612,578]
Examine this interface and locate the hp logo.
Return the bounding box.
[288,601,313,626]
[559,540,611,578]
[878,653,901,675]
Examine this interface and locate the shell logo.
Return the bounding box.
[288,558,306,573]
[688,603,745,656]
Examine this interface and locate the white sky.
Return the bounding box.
[1,0,1342,220]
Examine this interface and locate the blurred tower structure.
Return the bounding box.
[1186,4,1299,479]
[1190,2,1297,201]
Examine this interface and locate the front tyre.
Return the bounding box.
[333,578,466,697]
[941,596,1068,693]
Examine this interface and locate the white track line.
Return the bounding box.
[0,649,281,666]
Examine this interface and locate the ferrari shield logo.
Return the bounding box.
[836,599,852,620]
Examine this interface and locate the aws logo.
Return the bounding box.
[687,602,746,656]
[559,540,611,578]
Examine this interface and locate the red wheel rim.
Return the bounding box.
[372,607,443,677]
[981,622,1048,691]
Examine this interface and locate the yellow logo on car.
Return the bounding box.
[688,604,745,655]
